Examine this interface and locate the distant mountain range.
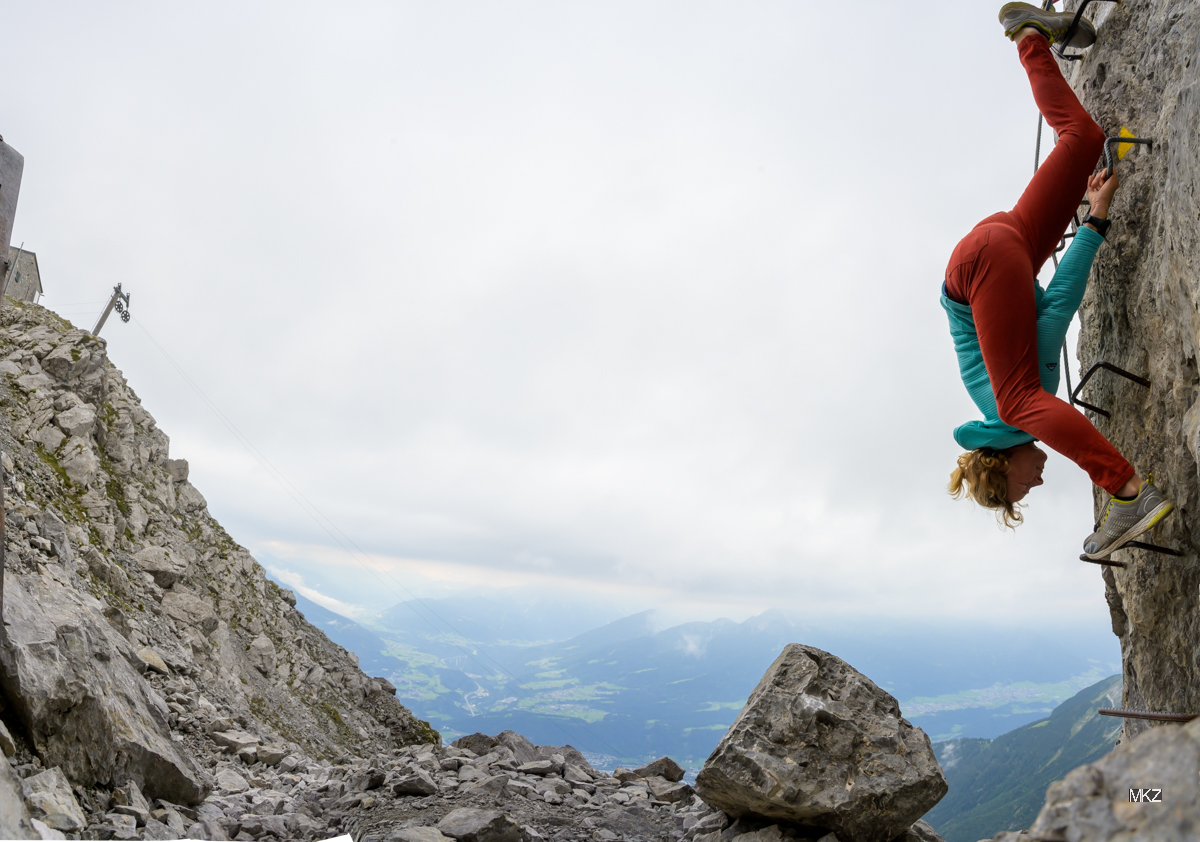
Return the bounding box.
[288,590,1121,768]
[925,674,1123,842]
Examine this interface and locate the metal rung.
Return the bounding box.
[1079,540,1183,566]
[1104,135,1153,178]
[1070,361,1150,418]
[1054,0,1120,61]
[1099,707,1198,723]
[1080,555,1126,567]
[1125,540,1183,557]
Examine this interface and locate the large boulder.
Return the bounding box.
[248,634,277,677]
[39,332,107,404]
[644,775,694,803]
[695,644,946,842]
[58,435,99,488]
[453,733,500,755]
[54,404,95,438]
[0,571,210,805]
[392,767,439,796]
[34,511,74,565]
[21,767,87,832]
[495,730,539,765]
[634,756,685,782]
[132,545,187,589]
[175,481,207,513]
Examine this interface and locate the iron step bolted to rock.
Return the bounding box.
[1080,540,1183,568]
[1066,361,1184,566]
[1041,0,1120,61]
[1099,707,1199,723]
[1103,130,1153,179]
[1070,360,1150,419]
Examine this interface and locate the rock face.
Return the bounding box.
[984,715,1200,841]
[21,766,88,832]
[695,644,946,842]
[0,755,36,839]
[0,569,207,804]
[0,300,437,813]
[1064,0,1200,734]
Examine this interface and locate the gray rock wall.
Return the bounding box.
[985,713,1200,841]
[0,299,437,806]
[0,752,36,839]
[1063,0,1200,737]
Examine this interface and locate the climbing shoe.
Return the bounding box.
[1082,478,1174,560]
[999,2,1098,49]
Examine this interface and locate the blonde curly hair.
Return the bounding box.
[948,448,1024,528]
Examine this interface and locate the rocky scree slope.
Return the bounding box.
[1064,0,1200,736]
[342,730,945,842]
[334,650,949,842]
[0,298,436,832]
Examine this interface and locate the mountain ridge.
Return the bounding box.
[925,674,1122,842]
[286,588,1121,767]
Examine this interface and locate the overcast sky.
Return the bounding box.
[2,1,1124,629]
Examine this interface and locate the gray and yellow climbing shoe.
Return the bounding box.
[1082,478,1174,560]
[999,2,1098,49]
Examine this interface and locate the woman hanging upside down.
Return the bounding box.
[942,3,1172,559]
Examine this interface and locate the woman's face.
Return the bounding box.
[1005,443,1047,502]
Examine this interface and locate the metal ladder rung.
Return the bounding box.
[1052,0,1120,62]
[1104,135,1153,177]
[1099,707,1198,723]
[1069,361,1150,419]
[1080,540,1183,566]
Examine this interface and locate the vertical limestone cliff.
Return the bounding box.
[0,298,437,809]
[1065,0,1200,738]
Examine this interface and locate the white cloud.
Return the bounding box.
[265,565,368,619]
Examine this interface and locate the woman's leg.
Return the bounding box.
[957,222,1135,496]
[944,30,1133,495]
[1007,32,1107,268]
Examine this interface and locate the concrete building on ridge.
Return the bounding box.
[3,247,41,303]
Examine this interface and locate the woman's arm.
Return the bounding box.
[1041,227,1102,334]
